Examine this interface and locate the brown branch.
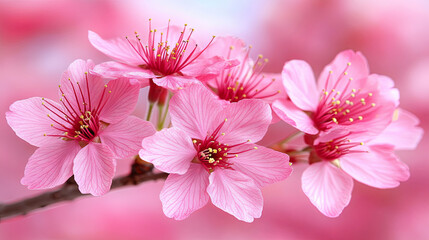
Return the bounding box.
[0,159,168,221]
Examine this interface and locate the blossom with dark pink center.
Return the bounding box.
[302,107,423,217]
[6,59,156,196]
[89,19,234,92]
[203,36,285,103]
[273,50,398,136]
[139,84,292,222]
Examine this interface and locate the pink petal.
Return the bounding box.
[231,144,292,187]
[317,50,369,93]
[341,144,410,188]
[217,99,272,145]
[370,109,423,150]
[169,84,224,139]
[302,161,354,218]
[160,163,210,220]
[368,74,400,107]
[59,59,105,110]
[202,36,247,60]
[21,141,81,189]
[140,128,195,174]
[98,78,141,124]
[88,31,143,66]
[6,97,67,147]
[152,75,200,91]
[208,169,263,222]
[73,142,116,196]
[282,60,319,111]
[92,61,152,88]
[99,116,156,159]
[251,73,286,103]
[272,99,318,135]
[181,56,239,81]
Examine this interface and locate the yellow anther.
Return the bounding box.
[224,148,227,151]
[230,46,235,50]
[346,109,350,113]
[347,62,351,66]
[224,118,228,122]
[345,100,350,105]
[371,103,376,107]
[352,89,356,93]
[43,133,47,136]
[80,115,84,119]
[360,142,364,145]
[332,118,338,123]
[247,139,251,142]
[213,149,218,154]
[358,116,363,120]
[349,118,354,122]
[324,91,328,95]
[235,154,238,157]
[368,93,373,97]
[289,162,293,166]
[208,158,215,164]
[242,94,247,98]
[329,70,333,74]
[253,146,258,149]
[335,146,339,149]
[351,93,356,97]
[344,72,348,75]
[108,91,112,93]
[104,84,108,88]
[192,140,197,143]
[221,133,225,136]
[223,153,227,156]
[349,78,353,81]
[47,114,50,117]
[50,124,54,127]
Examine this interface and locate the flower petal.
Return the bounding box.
[6,97,67,147]
[208,169,263,222]
[370,108,423,150]
[160,163,210,220]
[98,78,141,124]
[341,144,410,188]
[140,128,195,174]
[152,75,200,91]
[281,60,319,111]
[302,161,353,218]
[231,144,292,187]
[169,84,224,139]
[92,61,152,88]
[21,141,81,189]
[202,36,247,60]
[317,50,369,93]
[272,99,318,135]
[99,116,156,159]
[181,56,238,81]
[217,99,272,145]
[88,31,143,66]
[73,143,116,196]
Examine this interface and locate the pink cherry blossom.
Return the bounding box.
[89,20,233,91]
[273,50,398,136]
[202,36,285,103]
[6,59,156,196]
[139,84,292,222]
[302,111,421,217]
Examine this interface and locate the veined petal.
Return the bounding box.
[6,97,67,147]
[99,116,156,159]
[216,99,272,145]
[341,144,410,188]
[92,61,152,88]
[169,84,224,139]
[208,169,263,223]
[370,109,423,150]
[21,141,81,189]
[302,161,353,218]
[160,164,210,220]
[88,31,143,66]
[202,36,247,60]
[152,75,201,91]
[140,128,195,174]
[231,144,292,187]
[73,142,116,196]
[272,99,318,135]
[282,60,319,111]
[98,78,141,124]
[181,56,238,81]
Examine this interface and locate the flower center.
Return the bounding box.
[192,139,231,172]
[127,19,215,76]
[214,47,280,102]
[42,73,111,143]
[313,134,365,161]
[313,63,377,131]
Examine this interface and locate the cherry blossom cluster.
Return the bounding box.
[6,20,423,222]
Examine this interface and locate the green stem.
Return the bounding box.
[158,93,172,129]
[146,103,154,121]
[157,105,164,130]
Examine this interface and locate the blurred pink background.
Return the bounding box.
[1,0,428,239]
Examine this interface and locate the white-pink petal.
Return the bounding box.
[140,128,195,175]
[99,116,155,159]
[73,142,116,196]
[160,163,210,220]
[272,99,318,135]
[281,60,319,111]
[169,84,224,139]
[88,31,143,66]
[92,61,152,87]
[21,141,81,189]
[302,161,353,218]
[98,78,141,124]
[207,169,263,222]
[231,144,292,187]
[152,75,201,91]
[341,145,410,188]
[217,99,271,145]
[6,97,66,147]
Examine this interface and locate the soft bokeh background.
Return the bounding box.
[1,0,428,239]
